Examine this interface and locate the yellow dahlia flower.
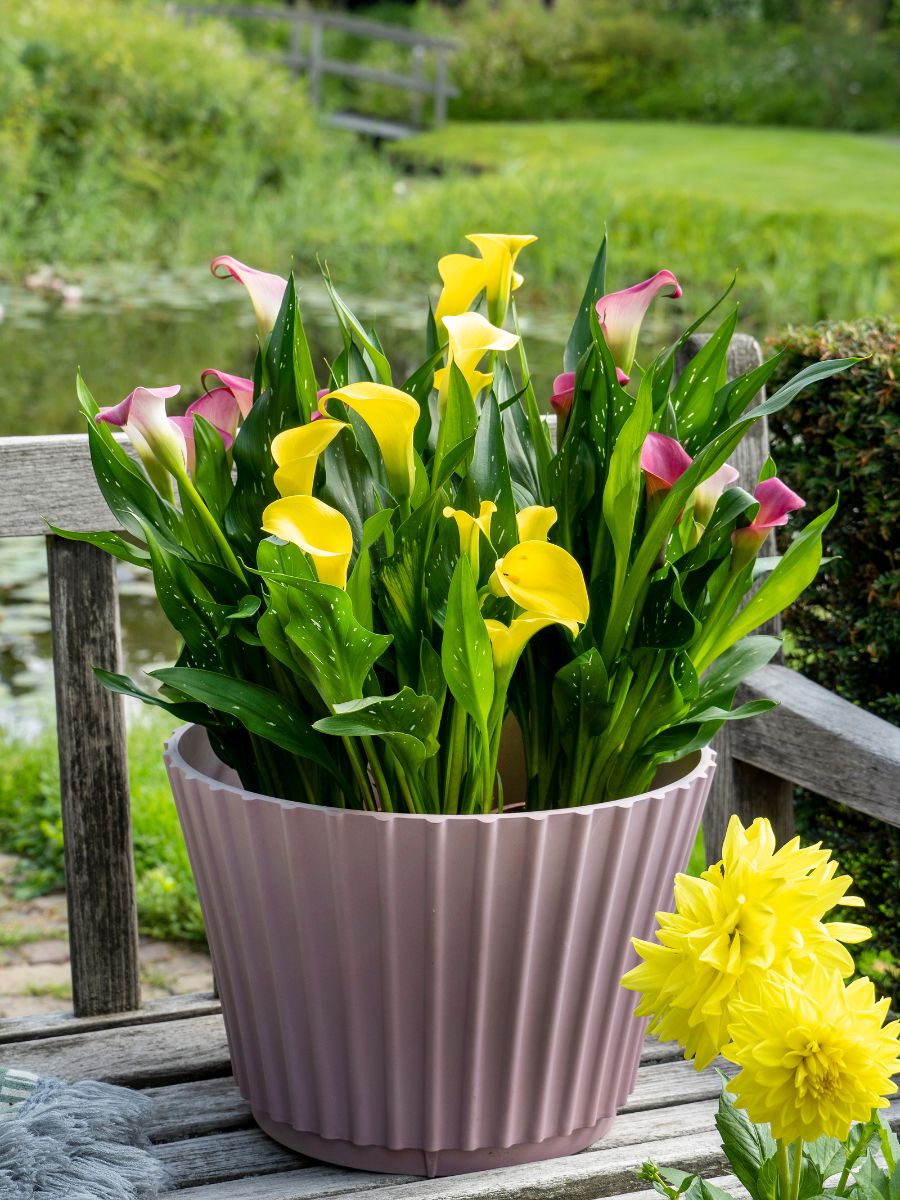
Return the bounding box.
[724,963,900,1144]
[621,815,870,1070]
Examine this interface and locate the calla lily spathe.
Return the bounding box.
[494,541,590,629]
[693,464,740,526]
[320,382,419,499]
[96,385,187,479]
[515,505,557,543]
[435,233,537,326]
[261,495,353,589]
[640,432,692,498]
[271,419,346,497]
[484,613,569,671]
[596,270,682,376]
[169,388,240,476]
[444,501,496,574]
[435,312,519,405]
[211,256,287,340]
[732,477,805,564]
[201,369,255,418]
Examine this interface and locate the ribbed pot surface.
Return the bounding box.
[165,724,714,1176]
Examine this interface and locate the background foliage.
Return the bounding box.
[769,319,900,1002]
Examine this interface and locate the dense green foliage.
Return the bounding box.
[299,0,900,132]
[769,320,899,1003]
[0,0,340,266]
[0,711,204,943]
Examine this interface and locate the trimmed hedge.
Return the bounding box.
[769,319,900,1002]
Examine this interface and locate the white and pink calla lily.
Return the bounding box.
[596,270,682,375]
[96,385,187,479]
[200,369,255,418]
[211,256,287,339]
[693,464,740,526]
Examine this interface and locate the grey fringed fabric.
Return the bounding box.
[0,1069,166,1199]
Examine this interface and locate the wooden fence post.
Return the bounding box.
[308,22,324,109]
[47,536,140,1016]
[434,49,449,126]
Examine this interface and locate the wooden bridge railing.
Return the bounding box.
[177,4,459,139]
[0,333,898,1023]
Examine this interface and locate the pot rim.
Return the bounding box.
[165,722,716,824]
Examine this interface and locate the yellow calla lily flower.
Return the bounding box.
[271,419,346,497]
[485,612,573,671]
[466,233,537,326]
[515,505,558,543]
[434,234,537,327]
[434,253,488,325]
[435,312,519,406]
[443,500,496,574]
[261,495,353,589]
[494,541,590,627]
[320,383,419,498]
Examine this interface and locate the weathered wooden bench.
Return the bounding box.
[0,334,897,1198]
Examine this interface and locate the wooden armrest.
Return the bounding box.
[731,664,900,828]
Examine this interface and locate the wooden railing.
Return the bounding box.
[178,4,459,139]
[0,334,898,1021]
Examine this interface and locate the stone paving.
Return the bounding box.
[0,853,213,1018]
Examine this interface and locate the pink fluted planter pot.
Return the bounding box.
[165,724,714,1177]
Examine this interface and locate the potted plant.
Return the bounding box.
[64,234,854,1177]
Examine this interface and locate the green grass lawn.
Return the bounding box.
[383,121,900,337]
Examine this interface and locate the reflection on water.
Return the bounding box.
[0,266,569,730]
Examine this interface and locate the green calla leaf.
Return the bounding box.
[47,524,150,568]
[151,666,348,788]
[192,413,233,524]
[442,556,493,727]
[314,688,439,767]
[470,392,517,556]
[564,232,607,373]
[283,579,392,705]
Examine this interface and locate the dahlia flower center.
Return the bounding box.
[796,1042,842,1099]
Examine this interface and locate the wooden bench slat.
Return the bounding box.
[0,1012,230,1085]
[0,992,220,1045]
[0,434,123,536]
[174,1167,416,1200]
[157,1126,306,1189]
[735,663,900,827]
[146,1076,251,1142]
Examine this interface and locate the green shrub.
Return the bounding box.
[769,318,900,1003]
[434,0,900,132]
[0,0,338,269]
[0,710,204,944]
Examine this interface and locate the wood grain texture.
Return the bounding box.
[146,1076,252,1143]
[676,332,795,853]
[0,992,219,1045]
[156,1127,306,1189]
[0,434,125,537]
[0,1012,230,1085]
[736,663,900,827]
[47,535,140,1016]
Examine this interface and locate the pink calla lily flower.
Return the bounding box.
[169,388,241,475]
[211,256,287,339]
[201,369,254,418]
[693,464,740,526]
[96,385,186,478]
[550,364,629,418]
[550,372,576,416]
[733,477,805,561]
[596,270,682,375]
[640,432,692,498]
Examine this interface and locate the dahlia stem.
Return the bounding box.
[776,1140,791,1200]
[789,1141,803,1200]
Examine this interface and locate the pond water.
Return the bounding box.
[0,268,570,732]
